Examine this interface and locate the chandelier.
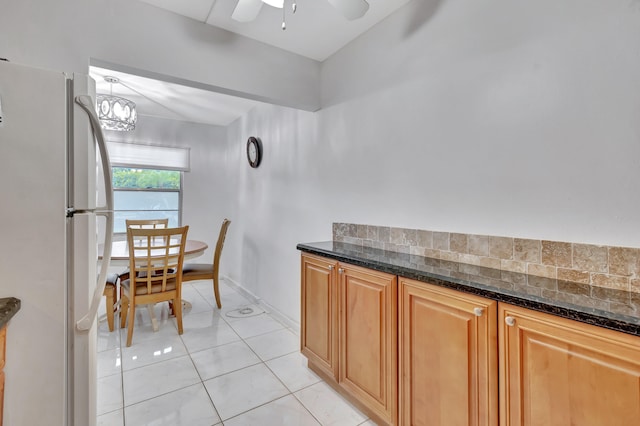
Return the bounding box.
[96,76,137,131]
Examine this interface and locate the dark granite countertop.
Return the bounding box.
[0,297,20,329]
[297,241,640,337]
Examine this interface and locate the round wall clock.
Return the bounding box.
[246,136,262,168]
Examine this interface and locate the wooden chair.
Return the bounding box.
[124,219,171,269]
[125,218,169,230]
[119,225,189,347]
[102,218,170,332]
[119,219,170,280]
[182,219,231,309]
[103,273,120,332]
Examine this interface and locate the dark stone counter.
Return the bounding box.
[297,241,640,337]
[0,297,21,329]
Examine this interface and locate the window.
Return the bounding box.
[112,167,182,233]
[107,141,190,234]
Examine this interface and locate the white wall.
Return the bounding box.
[224,106,321,323]
[0,0,320,110]
[319,0,640,246]
[105,115,227,260]
[219,0,640,324]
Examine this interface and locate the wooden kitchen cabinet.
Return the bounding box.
[339,263,398,426]
[301,248,640,426]
[300,253,398,426]
[499,303,640,426]
[301,253,339,379]
[399,278,498,426]
[0,325,6,426]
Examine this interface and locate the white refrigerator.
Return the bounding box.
[0,60,114,426]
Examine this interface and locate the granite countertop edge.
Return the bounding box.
[0,297,21,330]
[297,242,640,337]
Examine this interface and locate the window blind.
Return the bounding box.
[106,141,190,172]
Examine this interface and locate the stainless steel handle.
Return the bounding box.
[338,268,344,274]
[328,265,334,271]
[473,307,484,317]
[75,95,115,332]
[505,316,516,327]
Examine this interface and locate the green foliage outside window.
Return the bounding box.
[112,167,180,189]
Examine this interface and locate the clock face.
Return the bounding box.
[246,137,262,168]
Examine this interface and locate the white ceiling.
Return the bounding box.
[91,0,412,127]
[138,0,412,62]
[90,65,263,126]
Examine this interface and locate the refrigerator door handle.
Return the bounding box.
[74,94,114,332]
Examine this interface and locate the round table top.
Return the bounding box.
[98,239,208,261]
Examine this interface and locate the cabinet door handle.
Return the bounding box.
[473,307,484,317]
[338,268,344,274]
[328,265,334,271]
[505,316,516,327]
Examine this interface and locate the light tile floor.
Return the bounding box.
[96,279,377,426]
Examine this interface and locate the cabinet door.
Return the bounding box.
[500,303,640,426]
[339,263,397,425]
[399,278,498,426]
[0,326,4,426]
[301,253,339,379]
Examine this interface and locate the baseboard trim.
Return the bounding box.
[221,275,300,335]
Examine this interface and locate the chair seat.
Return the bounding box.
[182,263,214,280]
[104,273,119,289]
[122,278,178,296]
[117,268,130,282]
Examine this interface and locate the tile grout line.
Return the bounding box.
[98,282,368,426]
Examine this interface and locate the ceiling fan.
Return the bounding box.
[232,0,370,24]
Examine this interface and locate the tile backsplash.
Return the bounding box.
[333,223,640,294]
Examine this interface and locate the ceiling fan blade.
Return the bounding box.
[326,0,369,20]
[232,0,264,22]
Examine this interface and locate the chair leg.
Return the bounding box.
[174,296,183,335]
[120,295,129,329]
[126,302,136,347]
[105,286,115,332]
[213,276,222,309]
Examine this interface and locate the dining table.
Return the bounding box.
[98,239,208,331]
[99,239,208,265]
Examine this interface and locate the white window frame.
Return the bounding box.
[108,142,189,234]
